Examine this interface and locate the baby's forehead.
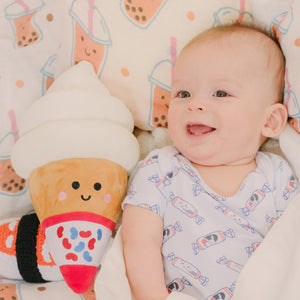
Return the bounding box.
[190,28,275,54]
[184,26,283,71]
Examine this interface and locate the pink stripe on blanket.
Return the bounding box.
[236,0,246,24]
[8,110,19,143]
[88,0,95,35]
[14,0,30,11]
[170,36,177,84]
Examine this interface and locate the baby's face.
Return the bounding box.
[168,33,277,166]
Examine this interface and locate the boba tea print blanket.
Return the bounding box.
[0,0,300,299]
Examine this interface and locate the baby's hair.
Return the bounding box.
[184,23,281,48]
[183,23,286,103]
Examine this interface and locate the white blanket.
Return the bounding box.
[233,191,300,299]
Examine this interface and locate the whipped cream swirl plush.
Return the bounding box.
[11,61,140,294]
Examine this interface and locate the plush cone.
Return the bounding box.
[11,61,140,293]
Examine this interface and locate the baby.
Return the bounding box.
[122,24,298,300]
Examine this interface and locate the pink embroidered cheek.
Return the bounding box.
[104,194,111,203]
[58,191,67,201]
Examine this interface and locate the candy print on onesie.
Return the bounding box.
[122,146,298,298]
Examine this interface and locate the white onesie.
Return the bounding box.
[122,146,298,299]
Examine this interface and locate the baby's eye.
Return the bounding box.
[177,90,191,98]
[213,90,229,97]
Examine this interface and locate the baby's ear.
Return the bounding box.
[262,103,288,138]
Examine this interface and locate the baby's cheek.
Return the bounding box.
[58,191,67,201]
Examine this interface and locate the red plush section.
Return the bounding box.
[60,264,98,294]
[42,211,115,231]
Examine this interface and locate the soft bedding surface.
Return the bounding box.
[0,0,251,298]
[1,0,300,299]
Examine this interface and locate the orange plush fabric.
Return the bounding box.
[28,158,127,224]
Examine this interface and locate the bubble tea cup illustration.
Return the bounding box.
[40,54,57,95]
[0,111,27,196]
[69,0,112,77]
[5,0,45,48]
[212,6,253,27]
[121,0,167,28]
[148,59,174,128]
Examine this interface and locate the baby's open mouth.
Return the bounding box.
[187,124,216,136]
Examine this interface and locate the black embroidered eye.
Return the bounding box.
[72,181,80,190]
[94,182,102,191]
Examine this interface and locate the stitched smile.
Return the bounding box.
[81,195,91,201]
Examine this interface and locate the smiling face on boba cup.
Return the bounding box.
[70,0,112,76]
[72,23,107,74]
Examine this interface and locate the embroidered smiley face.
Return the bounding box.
[71,180,102,201]
[29,158,128,223]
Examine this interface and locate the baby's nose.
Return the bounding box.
[186,97,205,111]
[187,106,203,112]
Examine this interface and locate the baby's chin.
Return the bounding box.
[180,149,256,168]
[177,148,221,166]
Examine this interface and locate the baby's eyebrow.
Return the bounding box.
[171,78,189,88]
[214,78,243,89]
[171,79,182,86]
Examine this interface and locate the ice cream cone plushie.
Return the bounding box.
[11,61,140,294]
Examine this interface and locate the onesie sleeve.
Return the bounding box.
[122,149,167,219]
[273,155,298,213]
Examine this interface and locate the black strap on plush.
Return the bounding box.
[16,213,47,283]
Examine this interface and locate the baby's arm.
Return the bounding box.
[122,204,169,300]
